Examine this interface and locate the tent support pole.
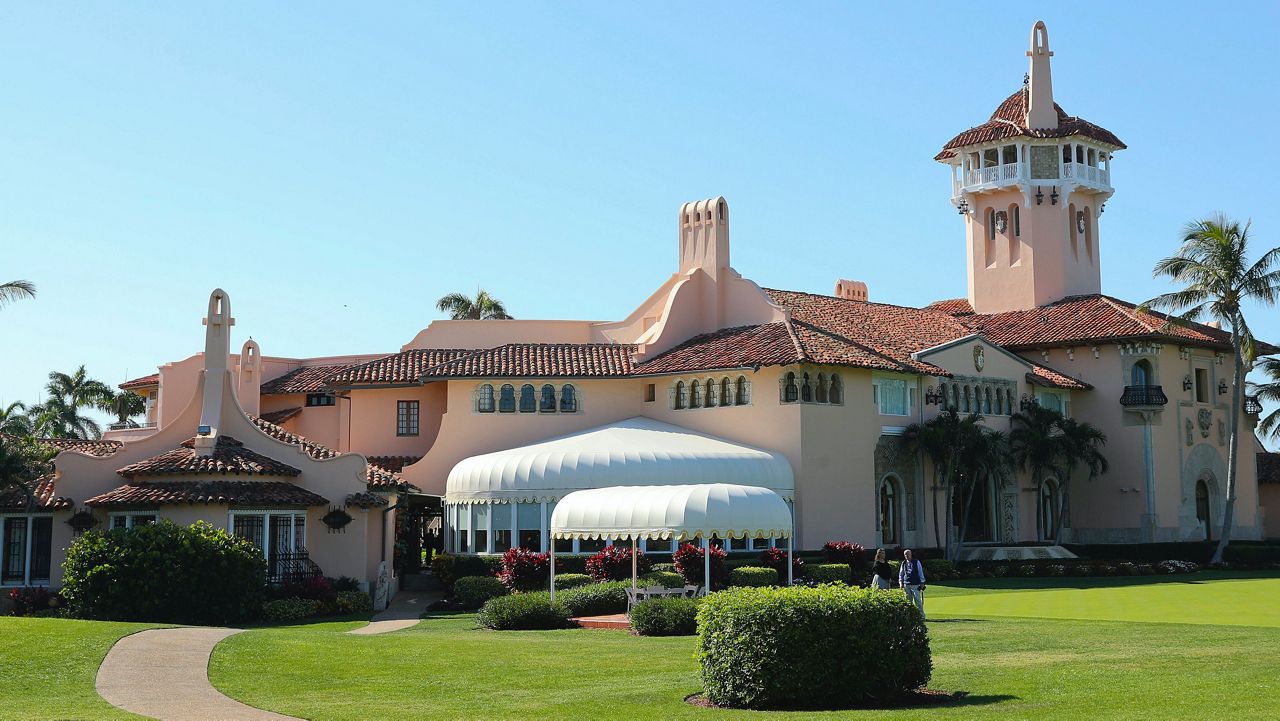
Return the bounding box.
[703,536,711,596]
[787,534,794,585]
[631,537,638,593]
[550,539,556,601]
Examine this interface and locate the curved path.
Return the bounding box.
[347,591,436,636]
[96,627,301,721]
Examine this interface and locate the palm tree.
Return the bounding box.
[30,366,112,439]
[1010,405,1065,542]
[0,401,33,436]
[435,289,514,320]
[903,408,985,560]
[902,417,948,549]
[1252,356,1280,441]
[0,280,35,310]
[954,428,1013,560]
[100,390,146,429]
[1142,215,1280,565]
[1054,416,1109,542]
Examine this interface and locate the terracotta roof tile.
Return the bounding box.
[1025,363,1091,391]
[261,365,352,394]
[0,475,73,510]
[327,349,476,386]
[259,407,303,425]
[86,480,327,508]
[365,455,421,473]
[1258,453,1280,484]
[936,88,1125,160]
[33,437,123,457]
[116,436,302,480]
[248,416,417,492]
[636,323,803,374]
[119,373,159,390]
[421,344,636,378]
[924,298,975,316]
[345,491,389,508]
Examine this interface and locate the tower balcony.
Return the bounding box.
[1120,384,1168,409]
[952,160,1112,197]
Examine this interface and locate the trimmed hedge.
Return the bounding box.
[61,520,266,625]
[630,597,699,636]
[553,573,595,590]
[558,581,629,617]
[477,592,573,630]
[638,571,686,588]
[335,590,374,615]
[729,566,778,588]
[805,563,852,584]
[263,598,323,623]
[454,575,508,609]
[650,562,678,574]
[922,559,955,580]
[696,585,931,710]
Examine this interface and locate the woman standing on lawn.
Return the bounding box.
[870,548,894,590]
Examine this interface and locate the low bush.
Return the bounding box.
[263,597,323,623]
[1046,564,1066,577]
[673,543,729,589]
[1223,545,1280,567]
[757,547,803,581]
[921,559,954,580]
[650,562,677,574]
[1073,563,1094,576]
[630,597,699,636]
[329,576,362,593]
[61,520,266,625]
[805,563,852,584]
[335,590,374,615]
[477,592,572,630]
[498,547,550,592]
[552,573,594,590]
[729,566,778,588]
[430,552,457,588]
[283,575,334,603]
[7,587,60,617]
[697,585,931,710]
[822,541,866,567]
[454,575,508,610]
[639,571,686,588]
[559,581,629,617]
[586,545,652,582]
[1156,559,1200,574]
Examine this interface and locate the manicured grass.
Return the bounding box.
[0,617,156,720]
[206,576,1280,720]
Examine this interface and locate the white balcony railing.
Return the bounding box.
[963,162,1021,188]
[956,159,1112,196]
[1063,162,1110,188]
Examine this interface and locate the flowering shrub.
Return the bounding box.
[586,544,652,582]
[498,547,550,592]
[284,574,334,602]
[1156,559,1200,574]
[673,543,728,588]
[1046,564,1066,577]
[757,547,803,581]
[1073,564,1094,577]
[1016,564,1038,577]
[8,587,59,617]
[822,541,866,567]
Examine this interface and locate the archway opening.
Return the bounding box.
[1195,479,1212,542]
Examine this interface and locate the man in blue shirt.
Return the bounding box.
[898,548,927,618]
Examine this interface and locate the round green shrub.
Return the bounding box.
[477,592,572,630]
[263,597,323,623]
[697,585,931,710]
[553,573,594,590]
[650,562,678,574]
[454,575,508,609]
[805,563,852,584]
[922,559,954,580]
[729,566,779,588]
[630,597,699,636]
[61,520,266,625]
[335,590,374,615]
[558,581,629,616]
[638,571,686,588]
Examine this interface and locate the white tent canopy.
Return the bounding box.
[444,417,794,504]
[550,484,792,541]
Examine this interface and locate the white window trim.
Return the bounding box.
[0,513,52,588]
[473,382,583,416]
[872,373,915,417]
[227,510,308,555]
[108,512,157,530]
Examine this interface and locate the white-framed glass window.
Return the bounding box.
[473,504,491,553]
[1035,391,1066,415]
[229,510,308,579]
[1,514,53,587]
[492,503,512,553]
[456,503,470,553]
[517,503,542,550]
[873,375,911,416]
[644,537,674,554]
[110,513,157,530]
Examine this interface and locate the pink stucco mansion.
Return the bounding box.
[5,21,1276,594]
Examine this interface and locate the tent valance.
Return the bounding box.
[549,483,792,542]
[444,417,794,505]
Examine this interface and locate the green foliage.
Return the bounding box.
[60,520,266,625]
[696,585,931,710]
[477,592,572,630]
[263,598,323,623]
[430,552,457,588]
[805,563,852,584]
[453,575,508,610]
[650,562,677,574]
[335,590,374,615]
[558,581,629,617]
[629,597,699,636]
[436,289,514,320]
[637,571,685,588]
[552,573,593,590]
[923,559,955,580]
[728,566,778,587]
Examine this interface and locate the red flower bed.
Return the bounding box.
[586,544,652,581]
[823,541,866,566]
[758,547,803,581]
[673,542,728,588]
[499,547,550,592]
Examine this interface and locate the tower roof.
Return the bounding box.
[935,87,1125,160]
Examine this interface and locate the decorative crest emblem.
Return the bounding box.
[973,345,985,372]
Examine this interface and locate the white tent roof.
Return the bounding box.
[550,483,792,541]
[444,417,794,504]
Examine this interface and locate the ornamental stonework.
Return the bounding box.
[875,436,919,532]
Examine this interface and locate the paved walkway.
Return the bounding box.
[96,627,301,721]
[347,591,437,635]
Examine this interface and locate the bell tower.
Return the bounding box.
[935,21,1125,314]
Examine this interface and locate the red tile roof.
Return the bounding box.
[116,436,302,480]
[259,407,302,425]
[0,475,73,510]
[1258,453,1280,485]
[1025,362,1091,391]
[119,373,159,390]
[326,349,476,386]
[423,344,636,378]
[261,365,352,394]
[345,491,389,508]
[248,415,417,492]
[365,455,421,474]
[35,437,123,457]
[636,323,803,374]
[87,480,328,508]
[924,298,975,317]
[936,88,1125,160]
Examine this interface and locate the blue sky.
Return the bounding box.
[3,3,1279,435]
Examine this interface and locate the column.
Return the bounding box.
[1141,412,1157,541]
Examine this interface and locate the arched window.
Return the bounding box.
[1195,479,1212,541]
[720,378,732,407]
[1012,204,1021,237]
[519,384,536,413]
[962,385,971,412]
[559,384,578,413]
[782,372,799,403]
[674,381,686,409]
[1083,206,1094,262]
[880,477,900,546]
[816,374,829,403]
[801,373,813,403]
[1131,359,1152,387]
[499,384,516,413]
[983,387,993,414]
[540,384,557,412]
[705,378,718,407]
[690,380,702,408]
[735,376,750,405]
[828,374,842,404]
[1068,203,1079,260]
[1009,203,1022,264]
[985,208,997,267]
[478,384,495,413]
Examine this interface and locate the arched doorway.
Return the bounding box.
[879,476,900,546]
[1039,479,1060,542]
[1195,479,1212,541]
